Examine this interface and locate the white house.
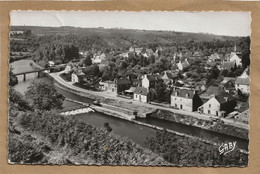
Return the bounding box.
[208,53,221,63]
[92,53,106,64]
[198,93,236,117]
[177,58,190,71]
[229,52,242,66]
[142,74,162,89]
[48,61,55,67]
[171,88,202,112]
[235,71,250,94]
[71,73,80,84]
[133,87,150,103]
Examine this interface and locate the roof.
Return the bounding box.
[236,77,250,85]
[125,87,136,93]
[117,78,131,85]
[162,71,178,80]
[205,86,224,95]
[221,61,236,70]
[208,53,221,61]
[215,93,235,104]
[171,88,196,99]
[221,77,237,84]
[145,74,162,81]
[134,86,149,96]
[230,52,241,61]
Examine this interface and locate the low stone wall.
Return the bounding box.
[150,109,249,140]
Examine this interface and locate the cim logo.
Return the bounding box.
[218,141,237,155]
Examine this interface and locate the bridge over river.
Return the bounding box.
[13,68,51,81]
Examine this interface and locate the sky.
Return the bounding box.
[10,11,251,36]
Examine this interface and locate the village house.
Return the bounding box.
[220,61,237,71]
[171,87,203,112]
[99,80,117,93]
[198,93,236,117]
[131,79,142,87]
[133,86,150,103]
[92,53,106,64]
[177,58,190,71]
[207,53,221,63]
[161,71,178,86]
[129,46,143,55]
[116,78,132,94]
[199,85,225,102]
[71,71,85,84]
[235,71,250,94]
[142,74,162,89]
[124,87,137,96]
[48,61,55,67]
[229,52,242,66]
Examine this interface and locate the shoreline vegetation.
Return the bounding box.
[9,86,248,166]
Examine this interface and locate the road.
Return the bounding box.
[49,71,249,130]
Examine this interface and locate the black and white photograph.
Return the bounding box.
[8,11,251,166]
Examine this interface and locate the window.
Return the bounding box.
[208,110,210,114]
[209,104,211,108]
[216,111,218,116]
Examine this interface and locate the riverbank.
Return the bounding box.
[48,71,249,140]
[150,109,249,140]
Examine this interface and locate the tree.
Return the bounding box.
[155,80,167,102]
[25,81,65,110]
[103,122,112,132]
[92,64,100,76]
[9,88,31,111]
[84,55,92,66]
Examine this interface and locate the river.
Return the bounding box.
[10,59,249,151]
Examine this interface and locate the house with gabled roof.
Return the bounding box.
[207,53,221,63]
[220,61,237,71]
[229,52,242,66]
[161,71,178,85]
[142,74,162,89]
[133,87,150,103]
[235,71,250,94]
[171,87,203,112]
[177,58,190,71]
[198,93,236,117]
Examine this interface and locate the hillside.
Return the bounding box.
[10,26,241,46]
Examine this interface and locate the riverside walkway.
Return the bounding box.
[49,71,249,130]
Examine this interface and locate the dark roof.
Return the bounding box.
[117,78,131,85]
[134,86,149,96]
[205,86,225,95]
[146,74,162,81]
[215,93,235,104]
[131,79,141,84]
[171,88,196,99]
[162,71,178,80]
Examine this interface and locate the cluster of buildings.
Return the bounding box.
[64,45,249,121]
[97,69,249,120]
